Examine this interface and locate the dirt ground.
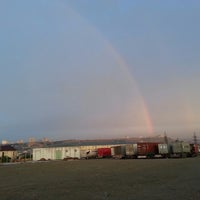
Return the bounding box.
[0,157,200,200]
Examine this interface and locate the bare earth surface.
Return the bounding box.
[0,158,200,200]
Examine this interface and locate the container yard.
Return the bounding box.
[32,141,200,161]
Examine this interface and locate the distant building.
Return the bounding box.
[2,140,9,145]
[28,137,36,147]
[29,137,36,143]
[41,137,51,142]
[17,140,24,144]
[0,145,18,161]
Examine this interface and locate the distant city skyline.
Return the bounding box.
[1,132,199,145]
[0,1,200,141]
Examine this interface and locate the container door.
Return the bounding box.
[55,150,62,159]
[34,149,41,160]
[73,148,78,158]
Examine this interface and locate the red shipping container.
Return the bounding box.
[98,148,111,158]
[190,144,199,156]
[194,144,199,154]
[137,143,159,157]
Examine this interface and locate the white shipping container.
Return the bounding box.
[63,146,80,159]
[158,144,169,154]
[171,142,182,154]
[33,146,81,160]
[181,142,190,153]
[33,147,56,161]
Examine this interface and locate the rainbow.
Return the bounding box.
[106,44,154,135]
[54,1,154,136]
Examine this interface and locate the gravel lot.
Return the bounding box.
[0,157,200,200]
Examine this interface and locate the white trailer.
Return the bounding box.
[158,144,169,157]
[63,146,80,159]
[33,147,56,161]
[33,146,81,161]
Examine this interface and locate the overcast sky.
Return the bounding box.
[0,0,200,142]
